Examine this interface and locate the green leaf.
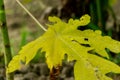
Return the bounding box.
[7,14,120,80]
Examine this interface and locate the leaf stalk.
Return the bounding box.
[16,0,47,31]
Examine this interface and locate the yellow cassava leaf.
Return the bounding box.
[7,14,120,80]
[88,54,120,80]
[7,14,91,72]
[7,38,44,73]
[70,29,120,58]
[68,14,90,27]
[74,53,120,80]
[88,54,120,74]
[7,55,21,73]
[74,58,97,80]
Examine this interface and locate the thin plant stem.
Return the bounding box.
[96,0,103,27]
[90,3,96,23]
[0,0,14,80]
[16,0,47,31]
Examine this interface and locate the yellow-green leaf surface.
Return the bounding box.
[7,14,120,80]
[6,55,21,73]
[74,54,120,80]
[74,30,120,58]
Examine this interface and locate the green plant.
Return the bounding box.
[7,14,120,80]
[89,0,117,32]
[0,0,14,80]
